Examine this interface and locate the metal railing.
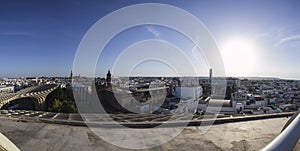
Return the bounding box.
[262,111,300,151]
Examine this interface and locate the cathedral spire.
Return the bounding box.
[106,70,112,87]
[70,70,73,79]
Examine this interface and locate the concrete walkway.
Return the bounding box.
[1,117,299,151]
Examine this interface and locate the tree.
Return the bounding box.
[46,88,78,113]
[225,86,233,99]
[52,98,63,112]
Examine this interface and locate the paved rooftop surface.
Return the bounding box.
[0,110,295,127]
[1,117,300,151]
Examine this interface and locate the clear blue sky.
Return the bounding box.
[1,0,300,79]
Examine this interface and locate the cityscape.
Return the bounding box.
[1,69,300,117]
[1,0,300,151]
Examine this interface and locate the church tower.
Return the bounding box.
[70,70,73,78]
[106,70,112,87]
[70,70,73,82]
[209,68,212,85]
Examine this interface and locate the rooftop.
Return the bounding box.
[1,116,300,150]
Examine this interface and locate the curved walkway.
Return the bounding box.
[0,84,58,110]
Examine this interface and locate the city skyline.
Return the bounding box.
[1,1,300,79]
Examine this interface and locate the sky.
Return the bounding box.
[1,0,300,79]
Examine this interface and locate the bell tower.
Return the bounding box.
[70,70,73,82]
[106,70,112,87]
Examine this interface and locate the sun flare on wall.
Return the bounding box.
[220,37,256,76]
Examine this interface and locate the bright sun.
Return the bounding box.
[220,37,256,76]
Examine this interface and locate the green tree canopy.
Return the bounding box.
[46,88,78,113]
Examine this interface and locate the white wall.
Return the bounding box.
[0,86,14,93]
[175,98,198,114]
[174,86,203,99]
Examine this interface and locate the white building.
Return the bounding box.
[0,86,14,93]
[171,80,203,114]
[174,98,199,114]
[173,86,203,99]
[231,92,247,112]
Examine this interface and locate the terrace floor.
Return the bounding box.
[1,116,300,151]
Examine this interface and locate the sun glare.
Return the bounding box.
[220,37,256,76]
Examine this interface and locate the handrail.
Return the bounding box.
[0,133,20,151]
[262,111,300,151]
